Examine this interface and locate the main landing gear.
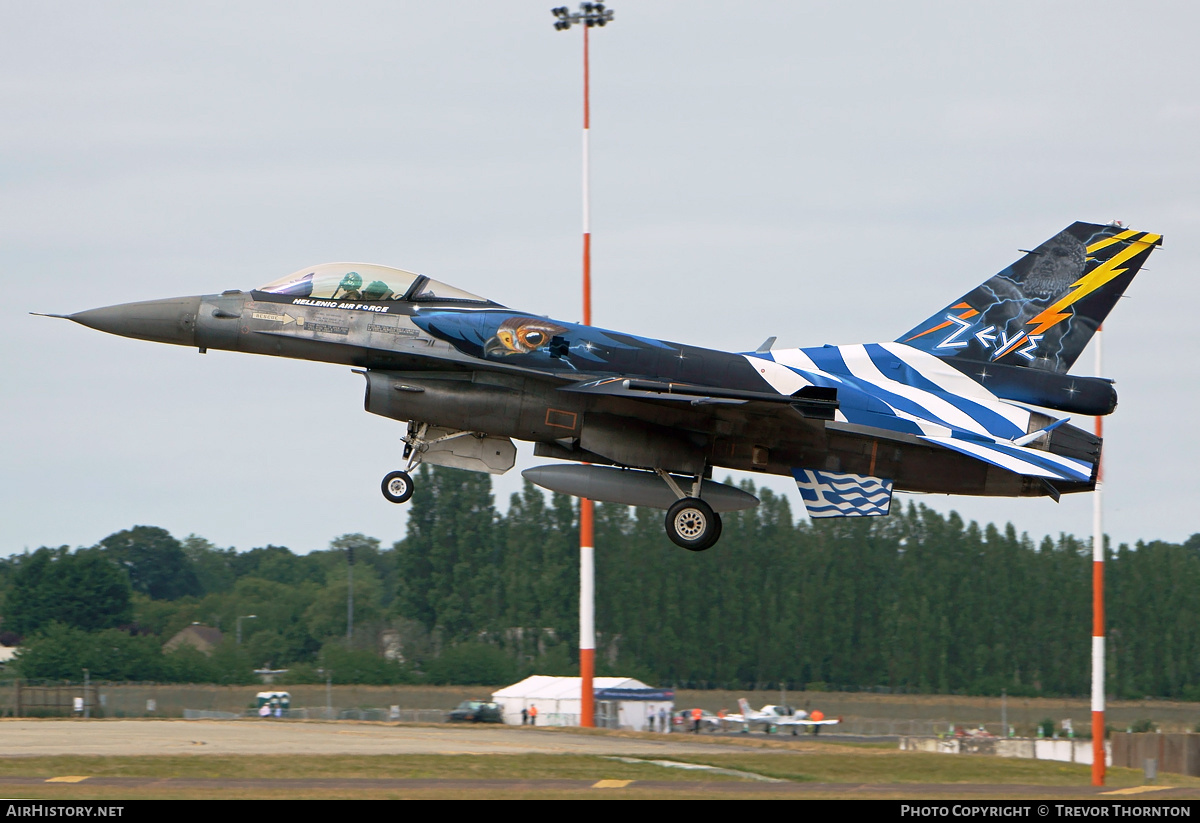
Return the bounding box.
[656,469,722,552]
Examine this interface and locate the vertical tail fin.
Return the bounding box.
[898,222,1161,374]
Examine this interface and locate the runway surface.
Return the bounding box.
[2,721,1197,800]
[0,719,759,757]
[5,775,1196,797]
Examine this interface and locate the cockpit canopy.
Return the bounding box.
[257,263,489,303]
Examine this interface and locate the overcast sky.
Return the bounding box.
[3,1,1198,556]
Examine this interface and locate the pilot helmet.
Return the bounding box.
[363,281,392,301]
[340,272,363,291]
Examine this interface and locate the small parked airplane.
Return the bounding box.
[724,699,840,733]
[43,221,1159,551]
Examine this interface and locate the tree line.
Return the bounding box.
[2,465,1198,698]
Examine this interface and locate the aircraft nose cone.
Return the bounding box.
[69,296,202,347]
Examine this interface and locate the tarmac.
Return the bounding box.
[2,721,1197,799]
[0,719,761,757]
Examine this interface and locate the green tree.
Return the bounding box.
[181,535,237,594]
[229,545,325,587]
[424,642,516,685]
[498,480,577,661]
[15,623,164,681]
[4,547,133,637]
[395,465,501,642]
[314,640,413,685]
[305,564,384,643]
[96,526,202,600]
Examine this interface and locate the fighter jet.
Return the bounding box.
[42,221,1160,551]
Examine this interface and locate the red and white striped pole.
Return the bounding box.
[1092,326,1105,786]
[552,2,613,729]
[579,18,595,728]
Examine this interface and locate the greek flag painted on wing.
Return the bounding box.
[793,469,894,518]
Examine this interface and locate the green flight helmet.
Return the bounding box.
[340,271,363,292]
[362,280,393,301]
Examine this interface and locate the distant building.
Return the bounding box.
[164,624,223,655]
[492,675,674,731]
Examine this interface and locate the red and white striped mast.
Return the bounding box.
[1092,325,1106,786]
[552,2,614,729]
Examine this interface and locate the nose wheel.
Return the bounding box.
[381,470,414,504]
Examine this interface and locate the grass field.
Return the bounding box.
[3,734,1200,800]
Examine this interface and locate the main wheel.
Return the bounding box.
[665,498,722,551]
[381,470,414,504]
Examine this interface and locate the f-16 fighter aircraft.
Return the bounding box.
[44,221,1160,551]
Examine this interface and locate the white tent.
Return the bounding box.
[491,675,674,731]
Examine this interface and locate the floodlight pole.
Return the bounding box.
[347,545,355,641]
[236,614,257,645]
[1092,327,1106,786]
[552,2,614,728]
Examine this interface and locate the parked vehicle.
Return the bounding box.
[447,700,503,723]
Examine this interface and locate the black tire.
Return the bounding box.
[665,498,722,551]
[381,470,414,504]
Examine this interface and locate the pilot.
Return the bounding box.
[362,280,394,301]
[334,272,363,301]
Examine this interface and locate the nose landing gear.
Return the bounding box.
[379,421,439,505]
[381,470,414,504]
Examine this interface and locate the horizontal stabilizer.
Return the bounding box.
[920,435,1092,483]
[793,469,893,518]
[1012,417,1069,447]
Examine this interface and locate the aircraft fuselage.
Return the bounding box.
[68,287,1092,501]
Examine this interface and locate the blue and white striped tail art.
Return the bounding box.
[792,469,894,518]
